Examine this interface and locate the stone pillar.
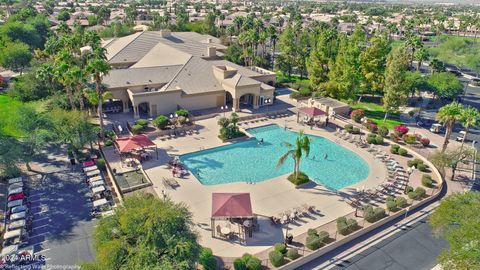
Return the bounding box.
[232,98,239,112]
[253,95,259,109]
[133,105,139,119]
[123,100,130,112]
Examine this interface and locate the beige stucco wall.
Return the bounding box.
[251,74,276,85]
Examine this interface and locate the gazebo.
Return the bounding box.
[297,107,326,124]
[211,193,254,240]
[115,134,158,160]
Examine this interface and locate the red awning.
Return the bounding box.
[116,134,156,153]
[298,107,326,117]
[212,193,253,218]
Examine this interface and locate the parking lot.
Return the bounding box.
[26,148,96,269]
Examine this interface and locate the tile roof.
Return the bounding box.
[103,65,182,88]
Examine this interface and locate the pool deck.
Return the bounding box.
[140,113,390,257]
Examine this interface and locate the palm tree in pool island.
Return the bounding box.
[277,130,311,183]
[437,102,463,152]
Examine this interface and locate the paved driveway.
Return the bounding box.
[27,147,96,269]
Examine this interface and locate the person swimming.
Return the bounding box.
[259,138,264,144]
[324,154,328,160]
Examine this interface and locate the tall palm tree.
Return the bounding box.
[83,87,113,116]
[277,130,311,179]
[86,57,110,139]
[459,106,480,148]
[437,102,464,152]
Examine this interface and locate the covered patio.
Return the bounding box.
[211,193,258,244]
[297,107,326,125]
[115,135,159,166]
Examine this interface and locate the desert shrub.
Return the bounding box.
[390,133,400,142]
[408,187,426,200]
[175,108,189,117]
[337,217,358,235]
[367,133,383,145]
[306,234,321,250]
[269,250,285,267]
[199,248,217,270]
[307,229,318,236]
[403,134,417,144]
[363,205,385,223]
[136,119,148,126]
[394,125,409,136]
[420,137,430,147]
[286,248,300,260]
[346,218,358,231]
[395,196,407,208]
[245,256,262,270]
[153,115,169,129]
[405,186,414,194]
[352,127,361,134]
[390,144,400,154]
[417,163,428,172]
[131,124,144,134]
[350,109,365,123]
[386,200,397,212]
[274,243,287,254]
[398,148,408,156]
[407,158,423,168]
[233,258,247,270]
[422,175,433,188]
[317,231,329,243]
[378,125,389,137]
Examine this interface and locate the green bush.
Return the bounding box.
[422,175,433,188]
[269,250,285,267]
[131,124,144,134]
[390,144,400,154]
[347,218,358,231]
[199,248,217,270]
[318,231,329,243]
[104,139,113,147]
[367,134,383,145]
[395,196,408,208]
[306,234,321,250]
[136,119,148,126]
[307,229,318,236]
[96,158,106,170]
[175,108,189,117]
[287,171,309,185]
[153,115,170,129]
[363,205,386,223]
[407,158,423,168]
[398,148,408,156]
[405,185,414,194]
[415,187,426,197]
[286,248,300,260]
[386,200,397,212]
[378,125,389,137]
[337,217,358,235]
[274,243,287,254]
[245,256,262,270]
[233,258,247,270]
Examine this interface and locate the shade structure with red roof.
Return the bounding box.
[298,107,326,117]
[212,193,253,218]
[115,134,156,153]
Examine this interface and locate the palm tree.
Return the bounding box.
[277,130,311,179]
[437,102,464,152]
[86,58,110,139]
[459,106,480,148]
[83,87,113,116]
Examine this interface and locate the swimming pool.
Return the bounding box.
[180,124,370,189]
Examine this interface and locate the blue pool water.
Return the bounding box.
[180,124,369,189]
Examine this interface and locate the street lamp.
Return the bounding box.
[264,98,271,115]
[404,165,416,193]
[221,105,228,117]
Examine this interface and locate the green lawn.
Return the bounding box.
[352,102,402,130]
[0,93,46,137]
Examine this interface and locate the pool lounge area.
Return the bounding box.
[180,124,370,190]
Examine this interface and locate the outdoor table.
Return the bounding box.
[9,211,26,221]
[91,185,105,194]
[8,193,24,202]
[90,180,105,188]
[84,166,98,172]
[1,244,18,256]
[220,227,231,236]
[85,169,101,177]
[88,175,103,183]
[243,220,253,237]
[83,161,95,167]
[3,229,22,240]
[7,219,25,230]
[93,198,108,208]
[7,200,23,208]
[8,177,22,185]
[11,205,27,214]
[8,187,23,196]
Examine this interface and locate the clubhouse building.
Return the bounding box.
[102,30,276,118]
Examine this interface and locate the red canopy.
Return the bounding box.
[116,134,156,153]
[298,107,326,117]
[212,193,253,218]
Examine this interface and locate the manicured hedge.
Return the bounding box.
[287,248,300,260]
[269,250,285,267]
[363,205,386,223]
[422,175,433,188]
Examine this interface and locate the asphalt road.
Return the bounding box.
[299,215,447,270]
[28,147,96,269]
